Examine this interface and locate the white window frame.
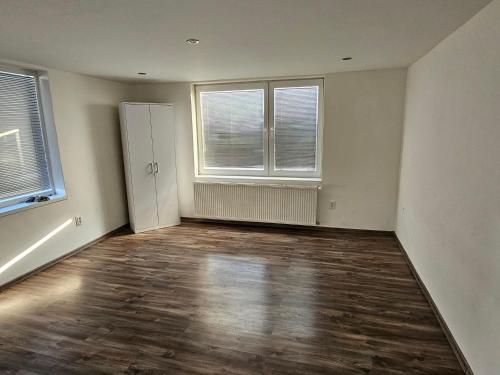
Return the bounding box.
[195,81,269,177]
[194,78,323,180]
[269,79,323,179]
[0,65,66,215]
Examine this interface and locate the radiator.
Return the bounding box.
[193,182,318,225]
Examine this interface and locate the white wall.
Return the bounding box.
[320,70,406,230]
[0,70,131,286]
[396,1,500,374]
[132,69,407,231]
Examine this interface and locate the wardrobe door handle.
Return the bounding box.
[147,162,153,174]
[154,162,159,174]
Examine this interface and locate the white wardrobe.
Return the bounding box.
[119,103,179,233]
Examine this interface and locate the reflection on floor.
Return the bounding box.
[0,221,463,374]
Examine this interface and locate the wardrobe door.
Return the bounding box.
[123,104,159,231]
[149,104,180,226]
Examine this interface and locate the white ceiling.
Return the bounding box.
[0,0,491,83]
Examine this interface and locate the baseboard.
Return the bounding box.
[181,216,392,236]
[393,234,473,375]
[0,223,129,292]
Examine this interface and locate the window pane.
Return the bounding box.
[200,89,264,170]
[274,86,318,171]
[0,71,52,201]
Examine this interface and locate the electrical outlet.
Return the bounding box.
[329,201,336,210]
[75,216,82,226]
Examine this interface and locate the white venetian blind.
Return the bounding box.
[0,71,53,201]
[274,86,318,171]
[200,89,265,170]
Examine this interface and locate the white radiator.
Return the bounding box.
[193,182,318,225]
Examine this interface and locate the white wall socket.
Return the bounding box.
[329,201,336,209]
[75,216,82,226]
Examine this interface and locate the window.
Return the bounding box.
[194,78,323,179]
[0,66,65,212]
[199,83,267,175]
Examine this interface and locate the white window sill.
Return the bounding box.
[194,175,322,186]
[0,193,67,218]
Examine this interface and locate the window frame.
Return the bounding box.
[195,81,269,177]
[194,77,323,180]
[269,79,323,179]
[0,65,66,214]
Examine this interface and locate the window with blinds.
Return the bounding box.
[0,70,54,207]
[200,89,265,171]
[273,85,318,172]
[195,78,322,178]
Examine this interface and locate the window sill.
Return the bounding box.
[194,175,322,186]
[0,193,67,219]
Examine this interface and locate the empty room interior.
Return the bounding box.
[0,0,499,374]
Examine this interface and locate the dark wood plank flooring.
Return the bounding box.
[0,222,463,374]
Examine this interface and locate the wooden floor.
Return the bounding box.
[0,222,463,374]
